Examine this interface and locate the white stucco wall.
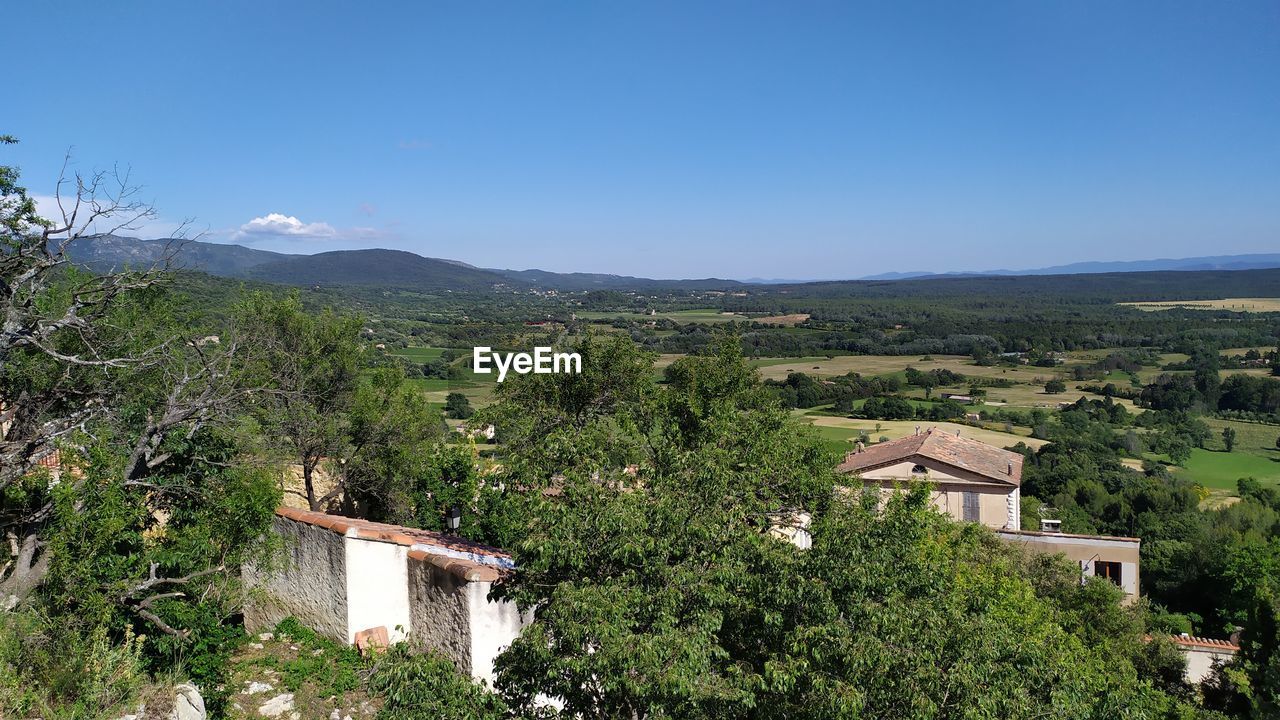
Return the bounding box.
[248,512,532,685]
[345,535,412,643]
[1183,647,1235,684]
[467,581,531,686]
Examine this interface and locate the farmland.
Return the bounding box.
[1120,297,1280,312]
[799,414,1046,455]
[575,308,744,323]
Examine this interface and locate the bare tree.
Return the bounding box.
[0,139,262,632]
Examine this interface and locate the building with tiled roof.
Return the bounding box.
[1164,634,1240,684]
[838,428,1141,602]
[838,428,1023,530]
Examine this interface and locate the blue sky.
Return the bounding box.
[6,1,1279,279]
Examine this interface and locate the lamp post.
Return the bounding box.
[446,504,462,534]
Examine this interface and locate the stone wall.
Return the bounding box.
[245,508,527,684]
[244,516,348,640]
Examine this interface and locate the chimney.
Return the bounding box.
[1007,461,1013,475]
[1040,518,1062,533]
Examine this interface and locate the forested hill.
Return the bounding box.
[760,267,1280,303]
[492,267,746,292]
[243,249,520,291]
[68,235,746,292]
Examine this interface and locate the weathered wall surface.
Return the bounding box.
[408,556,474,672]
[248,508,530,684]
[1184,647,1234,684]
[244,517,348,641]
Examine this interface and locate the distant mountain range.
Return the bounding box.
[66,235,746,292]
[66,235,1280,293]
[857,254,1280,281]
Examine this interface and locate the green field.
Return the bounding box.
[389,345,448,363]
[1175,448,1280,490]
[577,308,744,324]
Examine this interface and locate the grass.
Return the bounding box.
[1119,298,1280,312]
[1203,418,1280,456]
[1174,448,1280,490]
[745,353,1133,409]
[389,345,448,363]
[227,618,373,720]
[576,308,744,323]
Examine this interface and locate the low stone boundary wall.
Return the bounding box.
[245,508,527,684]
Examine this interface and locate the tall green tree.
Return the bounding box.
[238,291,364,510]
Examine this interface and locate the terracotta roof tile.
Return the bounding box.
[837,429,1023,486]
[1168,635,1240,652]
[275,507,513,583]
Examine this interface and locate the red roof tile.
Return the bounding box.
[1168,634,1240,652]
[837,429,1023,486]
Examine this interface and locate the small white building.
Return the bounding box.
[245,508,528,684]
[1168,634,1240,684]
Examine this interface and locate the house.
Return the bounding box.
[837,429,1023,530]
[245,508,528,685]
[1167,634,1239,684]
[940,393,973,404]
[837,429,1141,601]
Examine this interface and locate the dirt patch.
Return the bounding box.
[754,313,811,326]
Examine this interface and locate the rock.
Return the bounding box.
[258,632,274,641]
[249,642,264,649]
[329,710,341,720]
[258,693,295,717]
[170,683,206,720]
[245,680,274,694]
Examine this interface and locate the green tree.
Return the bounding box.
[1045,378,1067,394]
[1223,426,1238,452]
[238,291,364,510]
[1,138,281,714]
[444,392,474,419]
[486,336,1191,718]
[340,366,441,520]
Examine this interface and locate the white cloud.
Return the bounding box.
[236,213,337,240]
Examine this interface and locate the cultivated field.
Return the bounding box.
[799,414,1046,454]
[753,313,811,325]
[389,345,447,363]
[576,308,745,323]
[748,353,1132,409]
[1120,298,1280,312]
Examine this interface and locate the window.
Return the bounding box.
[1095,561,1123,586]
[962,492,980,522]
[910,464,928,474]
